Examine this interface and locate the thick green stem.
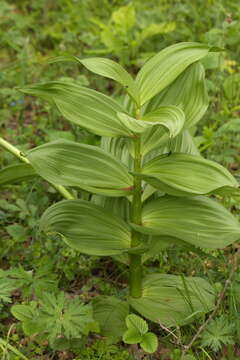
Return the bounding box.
[0,137,74,200]
[129,111,142,298]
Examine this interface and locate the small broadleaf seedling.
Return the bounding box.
[123,314,158,353]
[1,42,240,344]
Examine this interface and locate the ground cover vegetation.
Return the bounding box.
[0,1,240,359]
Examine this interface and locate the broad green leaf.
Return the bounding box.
[132,195,240,248]
[140,106,185,155]
[136,42,210,105]
[91,196,130,224]
[140,332,158,353]
[142,129,200,167]
[123,328,142,344]
[126,314,148,335]
[142,184,158,202]
[79,58,138,104]
[142,106,185,136]
[138,153,238,196]
[170,130,200,155]
[93,296,129,341]
[117,106,185,151]
[142,235,208,264]
[40,200,131,256]
[145,62,208,128]
[27,140,133,197]
[130,274,215,326]
[49,56,139,104]
[142,236,176,263]
[19,82,133,137]
[101,136,132,168]
[0,164,36,186]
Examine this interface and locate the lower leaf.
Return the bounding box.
[40,200,131,256]
[129,273,215,327]
[0,164,36,186]
[92,296,129,342]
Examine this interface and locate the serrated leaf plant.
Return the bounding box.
[200,315,235,352]
[11,292,98,347]
[1,42,240,341]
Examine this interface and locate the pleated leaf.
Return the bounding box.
[145,62,208,128]
[142,235,208,264]
[78,57,139,105]
[40,200,131,256]
[142,129,200,165]
[19,82,133,137]
[140,106,185,155]
[92,296,129,341]
[170,130,200,155]
[138,153,238,196]
[27,140,133,196]
[136,42,210,105]
[130,274,215,326]
[117,105,185,149]
[49,55,140,104]
[0,164,36,186]
[132,195,240,248]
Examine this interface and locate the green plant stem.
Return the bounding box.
[0,137,74,200]
[129,111,142,298]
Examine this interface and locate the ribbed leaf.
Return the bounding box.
[170,130,200,155]
[101,136,132,168]
[142,235,207,264]
[93,296,129,341]
[138,153,238,196]
[140,106,185,155]
[79,57,139,104]
[130,274,215,326]
[132,196,240,248]
[117,106,185,155]
[0,164,36,186]
[136,42,210,105]
[142,129,200,167]
[145,62,208,128]
[49,55,140,104]
[27,140,133,197]
[40,200,131,256]
[19,82,133,137]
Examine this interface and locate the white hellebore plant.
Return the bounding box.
[1,42,240,343]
